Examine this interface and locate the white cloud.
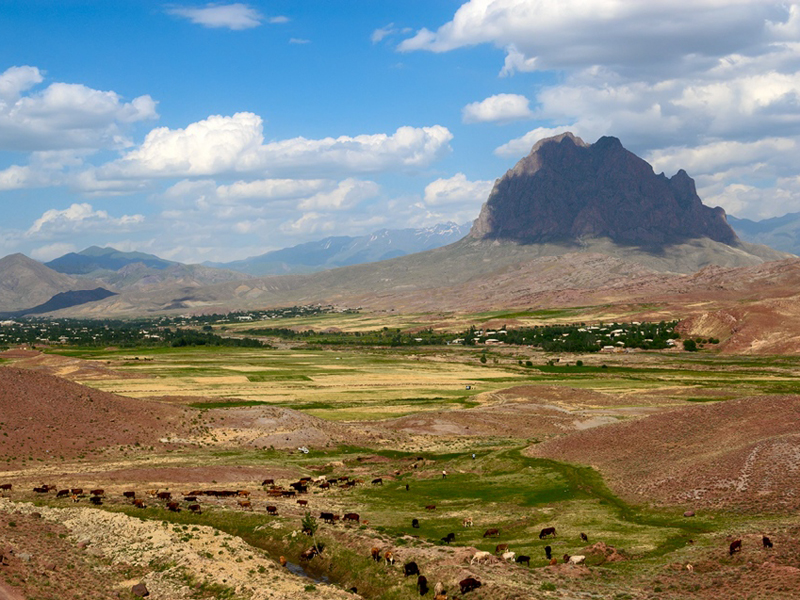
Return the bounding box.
[96,112,453,180]
[298,178,380,210]
[217,178,330,200]
[289,38,310,44]
[269,16,289,24]
[495,127,584,157]
[423,173,492,206]
[372,23,398,43]
[167,3,263,30]
[462,93,533,123]
[30,242,77,262]
[0,65,158,152]
[27,203,144,235]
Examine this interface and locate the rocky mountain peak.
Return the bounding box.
[469,133,738,248]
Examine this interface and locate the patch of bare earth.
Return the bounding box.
[0,349,149,380]
[528,394,800,511]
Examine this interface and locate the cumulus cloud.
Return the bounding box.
[166,3,263,30]
[298,178,380,210]
[27,203,144,235]
[423,173,492,206]
[0,65,157,152]
[462,93,533,123]
[96,112,453,180]
[30,242,77,262]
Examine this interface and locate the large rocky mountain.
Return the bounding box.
[470,132,739,247]
[0,254,99,312]
[206,222,471,276]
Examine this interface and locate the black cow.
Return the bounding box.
[580,532,588,542]
[539,526,556,539]
[515,555,531,566]
[417,575,428,596]
[411,518,420,528]
[441,532,455,544]
[403,561,420,577]
[763,536,774,549]
[459,577,481,594]
[730,539,742,556]
[544,545,552,560]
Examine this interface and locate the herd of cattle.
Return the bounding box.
[0,479,780,597]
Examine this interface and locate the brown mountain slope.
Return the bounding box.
[0,254,96,312]
[0,368,193,463]
[527,394,800,512]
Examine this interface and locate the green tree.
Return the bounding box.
[683,339,698,352]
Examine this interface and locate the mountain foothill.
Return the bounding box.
[2,133,800,352]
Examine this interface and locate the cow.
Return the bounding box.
[462,516,473,527]
[89,496,103,505]
[371,478,383,486]
[563,554,571,564]
[425,504,436,511]
[403,561,420,577]
[261,479,274,486]
[495,543,508,555]
[549,558,558,566]
[33,486,49,494]
[459,577,481,594]
[580,532,589,542]
[157,491,171,500]
[434,582,445,597]
[71,488,83,495]
[730,539,742,556]
[343,513,360,523]
[417,575,428,596]
[384,550,394,565]
[146,489,158,497]
[0,484,11,492]
[184,496,197,503]
[763,536,774,549]
[320,512,335,524]
[297,499,308,507]
[238,490,250,498]
[502,551,516,562]
[279,556,287,567]
[470,551,492,565]
[319,482,331,490]
[412,518,420,529]
[56,489,70,498]
[371,547,382,562]
[133,499,146,509]
[441,533,455,544]
[71,494,80,503]
[237,500,252,510]
[167,502,181,512]
[90,489,104,497]
[300,547,319,561]
[515,555,531,566]
[123,491,136,499]
[267,505,278,515]
[544,545,552,560]
[568,555,586,565]
[188,504,202,514]
[483,528,500,538]
[539,527,556,539]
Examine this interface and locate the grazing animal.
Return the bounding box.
[302,526,313,536]
[157,491,171,500]
[483,528,499,538]
[384,550,394,565]
[502,551,516,562]
[279,556,287,567]
[71,488,83,495]
[763,536,773,549]
[146,489,158,497]
[89,496,102,505]
[0,484,11,492]
[123,491,136,499]
[71,494,80,503]
[686,564,694,572]
[56,489,70,498]
[434,581,445,596]
[462,516,473,527]
[237,490,250,497]
[300,547,319,561]
[549,558,558,566]
[237,500,252,510]
[412,518,420,529]
[371,547,381,562]
[730,539,742,555]
[320,512,336,524]
[434,595,446,600]
[90,489,104,497]
[539,527,556,539]
[188,504,201,514]
[372,478,383,485]
[459,577,481,594]
[167,501,181,512]
[544,545,552,560]
[267,505,278,515]
[425,504,436,511]
[33,486,49,494]
[495,543,508,555]
[343,512,360,523]
[297,499,308,507]
[470,551,492,565]
[404,561,420,577]
[184,496,197,503]
[441,533,455,544]
[580,532,588,542]
[417,575,428,596]
[261,479,274,486]
[515,555,530,566]
[133,499,146,509]
[563,554,571,564]
[568,555,586,565]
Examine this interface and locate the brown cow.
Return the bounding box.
[56,489,70,498]
[123,491,136,499]
[279,555,287,567]
[371,547,381,562]
[167,502,181,512]
[297,499,308,507]
[300,547,319,561]
[343,512,360,523]
[261,479,274,486]
[0,484,11,491]
[157,491,171,500]
[495,543,508,554]
[188,504,202,514]
[483,528,500,538]
[384,550,394,565]
[425,504,436,511]
[267,505,278,515]
[580,532,588,542]
[459,577,481,594]
[539,527,556,539]
[730,539,742,555]
[71,488,83,495]
[90,489,104,497]
[133,499,146,509]
[237,500,252,510]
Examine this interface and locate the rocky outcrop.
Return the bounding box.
[470,132,739,248]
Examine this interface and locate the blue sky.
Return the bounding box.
[2,1,800,263]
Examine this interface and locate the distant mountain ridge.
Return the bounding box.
[46,246,176,274]
[728,213,800,256]
[206,222,471,276]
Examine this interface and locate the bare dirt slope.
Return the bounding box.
[0,367,193,464]
[528,394,800,512]
[0,348,149,380]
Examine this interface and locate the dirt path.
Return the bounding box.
[0,581,25,600]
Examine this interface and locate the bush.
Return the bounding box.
[540,582,557,591]
[683,339,698,352]
[576,360,584,367]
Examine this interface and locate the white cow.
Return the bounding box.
[470,550,492,565]
[568,555,586,565]
[502,551,516,562]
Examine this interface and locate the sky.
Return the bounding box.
[2,0,800,264]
